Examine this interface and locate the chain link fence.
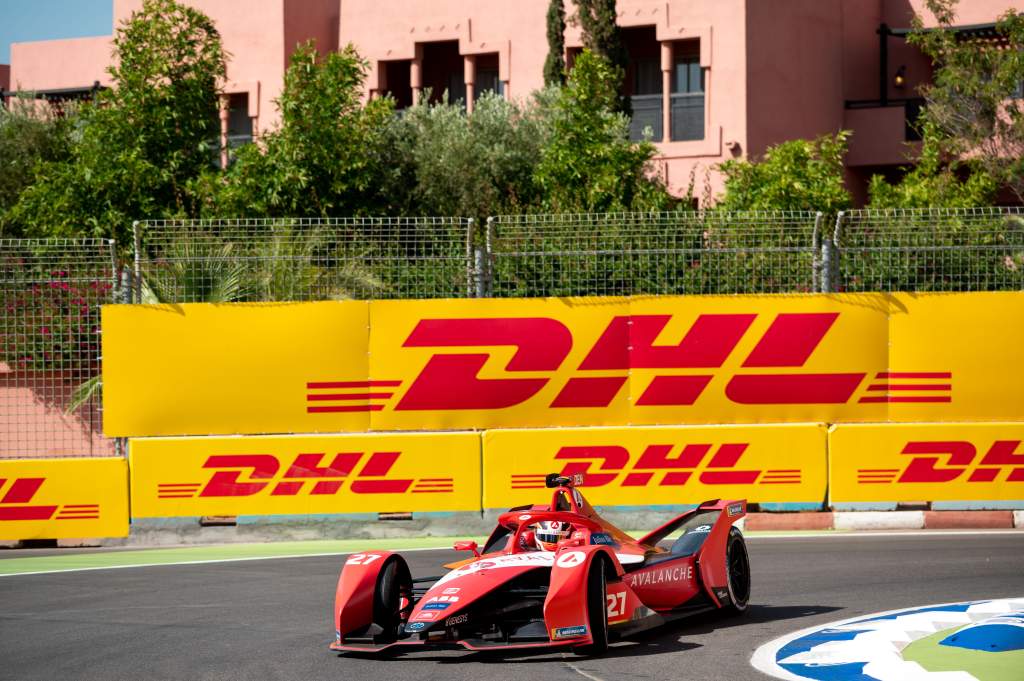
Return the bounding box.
[828,207,1024,292]
[0,239,119,459]
[133,218,470,303]
[486,211,823,297]
[2,207,1022,459]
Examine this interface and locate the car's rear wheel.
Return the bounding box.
[723,527,750,614]
[574,555,609,656]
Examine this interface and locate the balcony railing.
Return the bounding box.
[845,97,925,141]
[629,94,663,142]
[670,93,704,142]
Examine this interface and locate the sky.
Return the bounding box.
[0,0,113,64]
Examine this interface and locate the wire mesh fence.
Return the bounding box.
[486,211,823,297]
[0,239,119,459]
[3,208,1023,460]
[832,207,1024,292]
[134,218,471,303]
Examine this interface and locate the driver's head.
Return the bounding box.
[534,520,570,551]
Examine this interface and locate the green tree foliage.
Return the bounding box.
[5,0,225,243]
[380,91,546,219]
[868,123,998,208]
[573,0,629,114]
[0,98,76,232]
[717,132,853,214]
[534,50,671,213]
[909,0,1024,200]
[544,0,567,87]
[207,42,393,218]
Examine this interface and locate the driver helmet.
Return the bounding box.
[534,520,571,551]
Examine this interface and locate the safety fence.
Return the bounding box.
[3,420,1021,540]
[1,208,1022,475]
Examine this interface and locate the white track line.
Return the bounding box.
[1,530,1020,578]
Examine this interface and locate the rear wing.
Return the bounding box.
[638,499,746,548]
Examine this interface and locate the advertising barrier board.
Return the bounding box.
[129,431,481,517]
[104,292,1024,437]
[0,458,129,540]
[482,423,828,508]
[829,422,1024,504]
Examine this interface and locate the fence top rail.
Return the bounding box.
[844,207,1024,219]
[0,238,114,248]
[139,217,469,228]
[491,209,822,224]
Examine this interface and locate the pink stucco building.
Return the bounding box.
[3,0,1022,203]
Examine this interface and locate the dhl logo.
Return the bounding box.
[305,314,952,412]
[509,443,800,489]
[157,452,453,499]
[0,477,100,521]
[858,440,1024,485]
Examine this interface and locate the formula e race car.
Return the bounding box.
[329,474,750,656]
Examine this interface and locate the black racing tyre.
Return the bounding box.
[574,555,610,656]
[723,526,751,614]
[372,558,407,643]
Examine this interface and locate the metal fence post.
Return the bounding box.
[132,220,142,303]
[484,216,495,298]
[811,211,823,292]
[465,218,475,297]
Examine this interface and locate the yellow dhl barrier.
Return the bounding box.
[129,432,481,517]
[0,458,129,540]
[829,422,1024,504]
[103,292,1024,437]
[482,423,828,508]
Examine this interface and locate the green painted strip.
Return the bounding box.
[902,625,1024,681]
[0,536,485,576]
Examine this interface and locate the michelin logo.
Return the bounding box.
[553,625,588,639]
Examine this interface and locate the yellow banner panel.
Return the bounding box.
[0,458,128,540]
[482,424,827,509]
[103,292,1024,436]
[885,292,1024,423]
[368,297,633,431]
[102,302,370,437]
[829,422,1024,504]
[129,432,481,517]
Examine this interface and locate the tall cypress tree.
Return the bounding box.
[574,0,630,114]
[543,0,567,86]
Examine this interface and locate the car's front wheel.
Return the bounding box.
[574,555,610,655]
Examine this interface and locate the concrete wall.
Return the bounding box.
[9,37,114,92]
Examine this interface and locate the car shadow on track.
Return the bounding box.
[335,604,841,664]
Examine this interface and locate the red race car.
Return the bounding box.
[330,474,750,656]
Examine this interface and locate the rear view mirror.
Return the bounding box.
[454,540,480,557]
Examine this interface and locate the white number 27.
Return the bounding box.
[606,591,626,617]
[347,553,383,566]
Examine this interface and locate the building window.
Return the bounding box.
[671,44,704,141]
[227,93,253,150]
[423,41,464,105]
[475,53,504,100]
[622,26,663,142]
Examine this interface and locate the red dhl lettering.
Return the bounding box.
[510,443,801,489]
[856,440,1024,484]
[157,452,454,499]
[0,477,100,521]
[309,313,952,413]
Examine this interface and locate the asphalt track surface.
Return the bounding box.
[2,532,1023,681]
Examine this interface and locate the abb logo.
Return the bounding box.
[306,314,951,413]
[858,440,1024,484]
[0,477,99,521]
[510,443,800,489]
[157,452,453,499]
